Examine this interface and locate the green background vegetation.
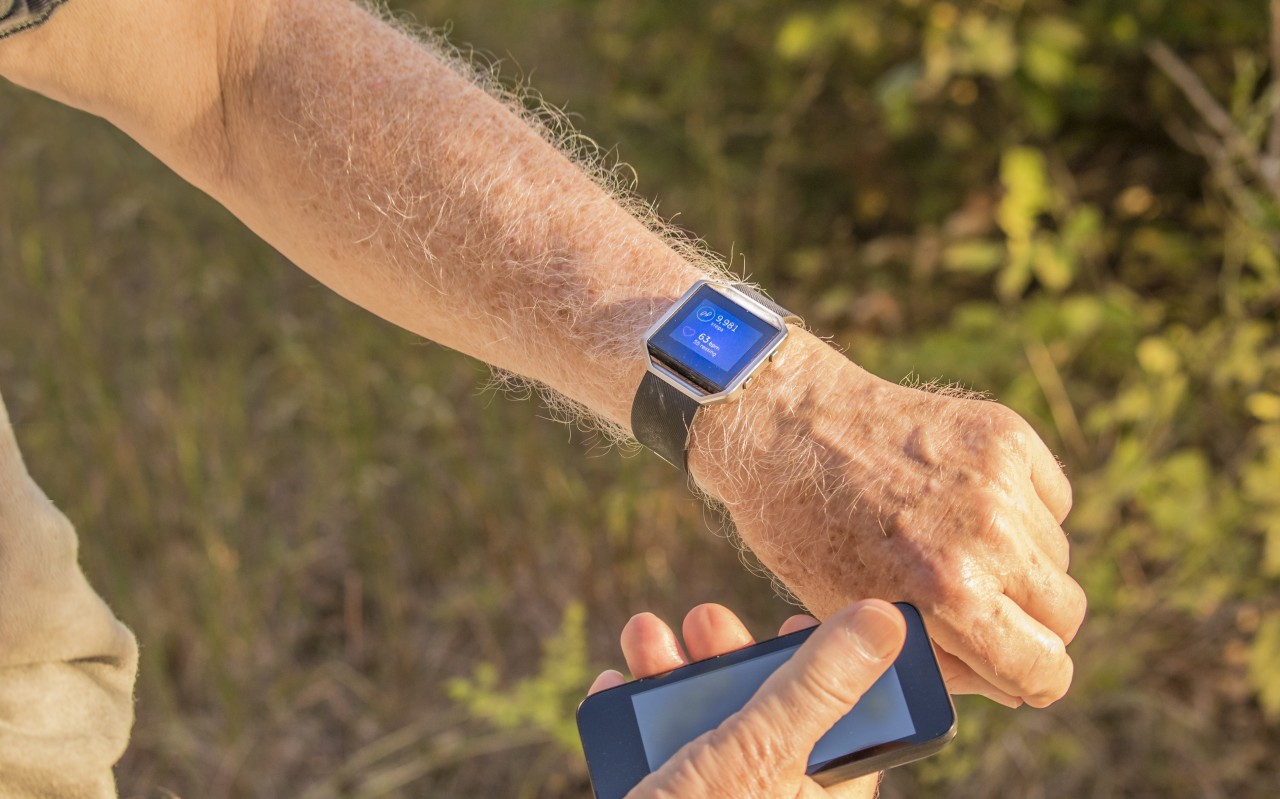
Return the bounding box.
[2,0,1279,796]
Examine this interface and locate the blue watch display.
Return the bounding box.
[632,281,799,470]
[647,285,782,395]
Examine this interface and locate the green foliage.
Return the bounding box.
[1251,611,1280,721]
[447,603,594,755]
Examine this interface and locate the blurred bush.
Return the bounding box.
[1,0,1278,796]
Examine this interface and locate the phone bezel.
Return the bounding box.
[576,603,956,799]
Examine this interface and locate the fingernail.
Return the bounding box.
[849,604,903,661]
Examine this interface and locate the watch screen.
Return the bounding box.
[649,285,784,394]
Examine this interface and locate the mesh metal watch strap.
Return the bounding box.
[631,285,798,472]
[0,0,71,40]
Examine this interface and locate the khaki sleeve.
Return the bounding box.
[0,394,138,799]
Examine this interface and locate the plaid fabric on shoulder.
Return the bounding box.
[1,0,72,41]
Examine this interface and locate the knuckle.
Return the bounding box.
[988,403,1031,435]
[969,495,1008,542]
[1058,477,1075,513]
[1063,579,1089,641]
[1048,529,1072,572]
[1013,634,1067,693]
[658,747,724,798]
[715,715,778,767]
[973,405,1034,467]
[703,718,779,794]
[939,492,1017,555]
[910,548,994,616]
[795,657,866,713]
[942,574,987,610]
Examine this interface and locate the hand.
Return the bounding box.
[587,600,905,799]
[689,333,1087,708]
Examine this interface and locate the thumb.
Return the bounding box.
[724,600,905,774]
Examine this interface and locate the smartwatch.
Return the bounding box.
[631,280,801,470]
[1,0,70,41]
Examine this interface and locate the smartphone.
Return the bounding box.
[576,602,955,799]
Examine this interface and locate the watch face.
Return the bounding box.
[648,284,785,395]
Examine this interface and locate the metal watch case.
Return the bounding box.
[641,279,793,406]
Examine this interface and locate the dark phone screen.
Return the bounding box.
[628,643,916,771]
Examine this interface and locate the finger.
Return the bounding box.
[587,669,626,696]
[932,594,1073,707]
[681,603,755,662]
[779,614,819,636]
[620,612,689,679]
[826,773,883,799]
[1025,431,1072,524]
[724,600,906,770]
[932,645,1022,708]
[1019,494,1071,574]
[1004,545,1087,646]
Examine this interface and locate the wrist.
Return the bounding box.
[685,329,873,505]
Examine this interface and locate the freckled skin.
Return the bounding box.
[690,338,1084,708]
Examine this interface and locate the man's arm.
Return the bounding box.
[0,0,1084,706]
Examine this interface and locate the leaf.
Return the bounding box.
[942,239,1005,273]
[1032,233,1074,292]
[1247,393,1280,422]
[1022,17,1085,88]
[776,13,820,61]
[447,602,593,754]
[998,147,1052,241]
[957,13,1017,78]
[1249,612,1280,722]
[875,63,923,136]
[1136,336,1180,376]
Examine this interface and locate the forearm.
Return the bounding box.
[213,0,869,497]
[5,0,714,426]
[213,0,716,427]
[0,0,848,478]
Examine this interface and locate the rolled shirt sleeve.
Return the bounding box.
[1,1,73,41]
[0,395,137,798]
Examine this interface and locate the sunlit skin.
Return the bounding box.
[0,0,1084,707]
[587,601,906,799]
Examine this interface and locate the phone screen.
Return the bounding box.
[629,643,917,771]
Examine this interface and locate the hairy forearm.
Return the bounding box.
[0,0,843,488]
[2,0,714,426]
[0,0,888,508]
[209,0,725,428]
[213,0,871,500]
